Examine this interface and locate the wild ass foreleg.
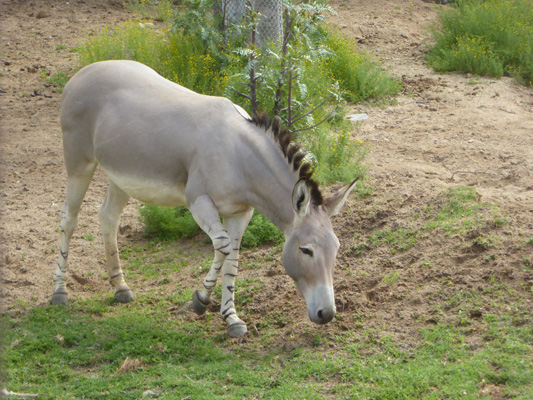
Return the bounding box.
[189,195,232,314]
[99,182,134,303]
[191,249,224,315]
[219,211,253,338]
[188,196,253,337]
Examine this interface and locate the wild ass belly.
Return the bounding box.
[103,168,252,217]
[104,168,188,207]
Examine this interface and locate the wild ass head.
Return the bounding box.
[283,178,357,325]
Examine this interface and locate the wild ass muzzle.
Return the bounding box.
[52,60,356,337]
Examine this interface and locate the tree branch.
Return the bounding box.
[291,94,333,125]
[231,88,252,101]
[290,106,338,134]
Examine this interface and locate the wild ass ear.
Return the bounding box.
[292,179,311,219]
[324,179,358,217]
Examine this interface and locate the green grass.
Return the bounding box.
[351,226,420,256]
[427,0,533,86]
[82,233,94,242]
[48,71,70,87]
[2,299,531,399]
[370,227,419,254]
[124,0,175,22]
[423,186,485,235]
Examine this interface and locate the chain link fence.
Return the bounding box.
[215,0,282,47]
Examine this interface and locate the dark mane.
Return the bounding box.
[251,112,324,206]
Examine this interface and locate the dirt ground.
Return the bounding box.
[1,0,532,348]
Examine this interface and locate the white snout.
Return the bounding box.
[302,284,336,325]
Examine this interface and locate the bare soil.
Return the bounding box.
[1,0,532,349]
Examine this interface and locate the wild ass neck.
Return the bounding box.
[249,173,297,236]
[237,120,312,236]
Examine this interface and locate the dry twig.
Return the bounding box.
[1,388,42,399]
[449,170,497,181]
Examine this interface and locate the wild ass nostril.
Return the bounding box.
[316,308,335,324]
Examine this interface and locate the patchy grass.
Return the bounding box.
[423,186,485,235]
[46,70,71,91]
[2,183,531,398]
[2,298,531,399]
[351,226,420,256]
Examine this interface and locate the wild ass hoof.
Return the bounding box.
[114,289,134,303]
[192,290,210,315]
[50,292,68,305]
[227,322,248,338]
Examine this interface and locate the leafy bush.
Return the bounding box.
[241,211,283,249]
[78,20,228,96]
[427,0,533,86]
[304,123,368,185]
[139,205,282,247]
[138,204,201,240]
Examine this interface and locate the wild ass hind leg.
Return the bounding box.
[99,182,134,303]
[219,211,253,338]
[51,167,96,305]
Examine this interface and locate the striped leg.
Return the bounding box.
[219,211,253,337]
[51,169,96,305]
[188,195,253,337]
[192,245,225,314]
[189,195,232,314]
[99,182,133,303]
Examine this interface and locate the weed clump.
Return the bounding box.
[427,0,533,86]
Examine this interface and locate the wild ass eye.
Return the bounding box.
[299,246,314,257]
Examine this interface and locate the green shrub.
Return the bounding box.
[138,205,282,247]
[427,0,533,86]
[78,20,228,96]
[78,20,165,68]
[241,211,283,249]
[321,29,402,102]
[305,123,368,185]
[138,204,200,240]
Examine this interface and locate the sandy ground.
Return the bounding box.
[1,0,532,348]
